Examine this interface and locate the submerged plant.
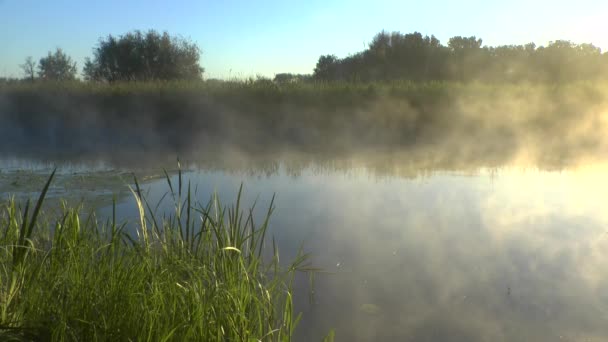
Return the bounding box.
[0,167,315,341]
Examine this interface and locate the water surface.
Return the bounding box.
[3,158,608,341]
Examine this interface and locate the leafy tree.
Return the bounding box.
[368,31,391,59]
[313,55,339,81]
[382,32,446,81]
[83,30,204,82]
[447,36,484,81]
[82,57,102,82]
[38,48,77,81]
[448,36,483,51]
[316,31,608,83]
[19,56,36,81]
[339,53,365,81]
[365,31,391,80]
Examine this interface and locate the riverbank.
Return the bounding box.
[0,170,314,341]
[1,80,607,168]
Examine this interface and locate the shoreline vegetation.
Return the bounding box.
[1,80,607,169]
[2,29,608,168]
[0,170,320,341]
[5,29,608,84]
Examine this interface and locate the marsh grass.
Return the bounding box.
[1,80,607,169]
[0,167,318,341]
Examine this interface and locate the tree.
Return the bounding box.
[311,30,608,83]
[20,56,36,81]
[448,36,484,81]
[313,55,339,81]
[38,48,77,81]
[83,30,204,82]
[82,57,101,81]
[368,31,391,59]
[448,36,483,51]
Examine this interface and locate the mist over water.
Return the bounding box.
[22,160,600,341]
[2,82,608,341]
[4,2,608,338]
[2,81,608,170]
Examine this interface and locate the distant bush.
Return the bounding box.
[38,48,77,81]
[83,30,203,82]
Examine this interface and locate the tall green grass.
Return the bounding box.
[0,169,317,341]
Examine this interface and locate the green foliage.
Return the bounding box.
[448,36,483,50]
[313,30,608,83]
[0,170,313,341]
[83,30,204,82]
[313,55,339,81]
[38,48,77,81]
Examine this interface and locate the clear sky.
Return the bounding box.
[1,0,607,79]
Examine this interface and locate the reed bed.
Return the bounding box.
[0,168,318,341]
[1,80,607,168]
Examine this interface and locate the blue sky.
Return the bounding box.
[1,0,607,79]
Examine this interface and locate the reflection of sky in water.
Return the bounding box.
[27,163,608,341]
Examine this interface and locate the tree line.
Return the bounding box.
[9,29,608,84]
[313,31,608,82]
[16,30,203,82]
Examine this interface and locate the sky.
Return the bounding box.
[1,0,607,79]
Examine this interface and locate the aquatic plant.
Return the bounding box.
[0,168,315,341]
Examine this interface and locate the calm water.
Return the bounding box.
[4,159,608,341]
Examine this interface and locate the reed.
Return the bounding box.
[0,168,316,341]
